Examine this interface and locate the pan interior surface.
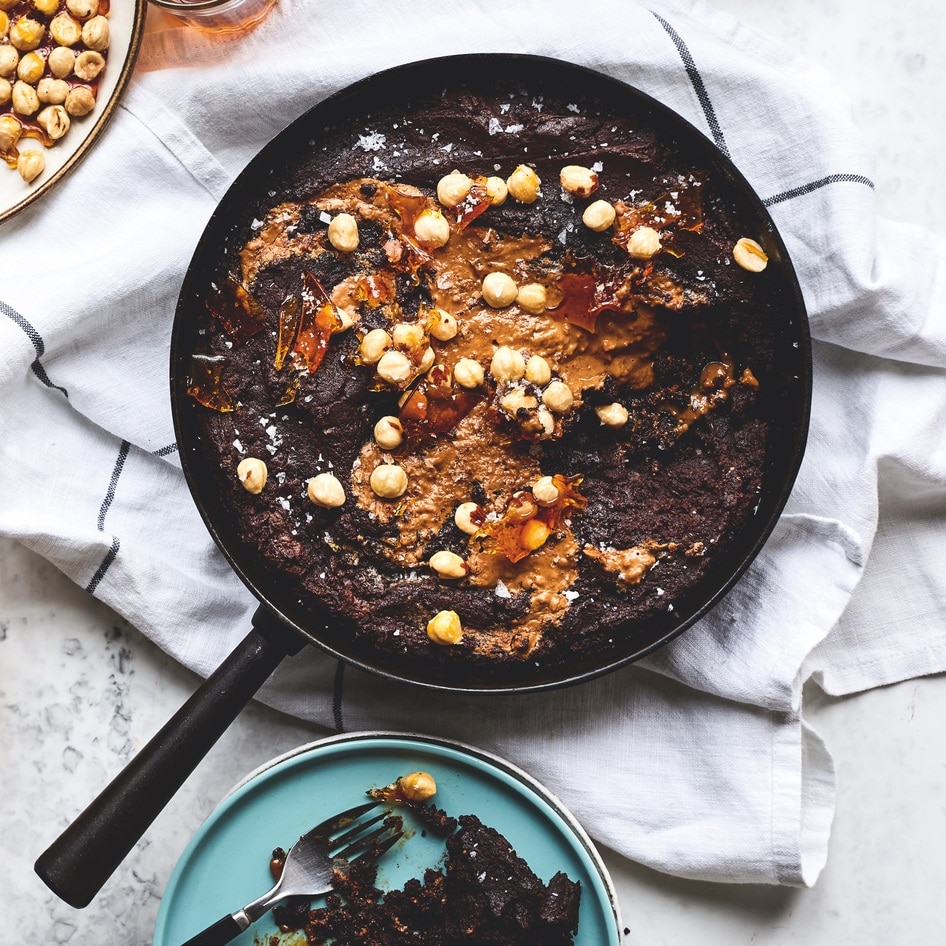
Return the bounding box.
[171,54,811,693]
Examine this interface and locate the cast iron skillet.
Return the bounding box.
[36,54,811,907]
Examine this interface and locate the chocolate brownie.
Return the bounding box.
[178,63,804,682]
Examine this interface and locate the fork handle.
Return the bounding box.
[180,912,249,946]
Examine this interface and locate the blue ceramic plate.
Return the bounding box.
[153,732,621,946]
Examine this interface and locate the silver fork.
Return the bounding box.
[180,800,402,946]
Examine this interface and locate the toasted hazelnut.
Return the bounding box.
[595,401,629,427]
[453,357,484,389]
[0,78,10,107]
[47,46,75,78]
[485,175,507,205]
[454,502,482,535]
[627,226,662,260]
[10,17,44,50]
[307,472,346,508]
[11,80,39,116]
[373,415,403,450]
[391,321,426,350]
[524,354,552,386]
[489,345,526,383]
[506,164,540,203]
[482,271,518,308]
[326,212,359,253]
[418,346,435,373]
[426,609,462,645]
[16,50,43,84]
[500,386,538,416]
[397,771,437,801]
[516,282,547,315]
[32,0,59,15]
[0,45,18,78]
[532,476,561,506]
[359,328,391,364]
[582,199,616,232]
[49,13,82,46]
[436,170,473,208]
[542,380,574,413]
[236,457,267,494]
[0,10,7,36]
[537,407,556,436]
[0,114,21,151]
[429,550,467,579]
[733,237,768,273]
[507,491,538,520]
[427,308,458,341]
[37,77,70,105]
[376,349,413,387]
[37,104,70,140]
[64,86,95,117]
[81,15,109,51]
[559,164,599,198]
[73,49,105,81]
[521,518,550,552]
[66,0,98,17]
[17,148,44,183]
[370,463,408,499]
[413,208,450,247]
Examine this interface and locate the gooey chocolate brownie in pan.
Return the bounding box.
[184,75,781,676]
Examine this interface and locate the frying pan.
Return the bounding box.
[35,54,811,908]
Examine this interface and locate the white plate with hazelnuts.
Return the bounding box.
[0,0,146,224]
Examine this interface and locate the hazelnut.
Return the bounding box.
[32,0,59,15]
[489,345,526,383]
[396,771,437,801]
[536,408,556,436]
[532,476,561,506]
[524,354,552,386]
[520,518,550,552]
[66,0,99,17]
[376,349,413,386]
[0,45,18,78]
[559,164,599,198]
[359,328,391,364]
[595,401,629,427]
[37,104,70,140]
[307,472,346,508]
[428,550,467,579]
[506,164,540,203]
[413,208,450,247]
[81,15,109,51]
[426,609,463,645]
[418,346,435,373]
[370,463,408,499]
[485,175,507,205]
[10,17,44,50]
[64,86,95,117]
[542,380,574,413]
[11,80,39,116]
[627,226,662,260]
[47,46,75,78]
[516,282,547,315]
[454,502,482,535]
[37,77,70,105]
[436,170,473,208]
[733,237,768,273]
[327,212,359,253]
[582,199,616,232]
[17,149,44,183]
[391,321,426,350]
[236,457,267,494]
[427,308,458,341]
[507,491,538,520]
[49,13,82,47]
[0,11,6,37]
[16,50,43,84]
[500,387,538,417]
[74,49,105,81]
[453,357,484,389]
[0,78,9,107]
[0,114,22,152]
[373,415,403,449]
[481,271,518,308]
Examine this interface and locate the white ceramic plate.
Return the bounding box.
[0,0,146,225]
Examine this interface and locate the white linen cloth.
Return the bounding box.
[2,0,945,887]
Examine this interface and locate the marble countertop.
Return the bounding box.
[2,1,945,943]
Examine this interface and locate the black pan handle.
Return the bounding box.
[34,605,305,908]
[180,913,247,946]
